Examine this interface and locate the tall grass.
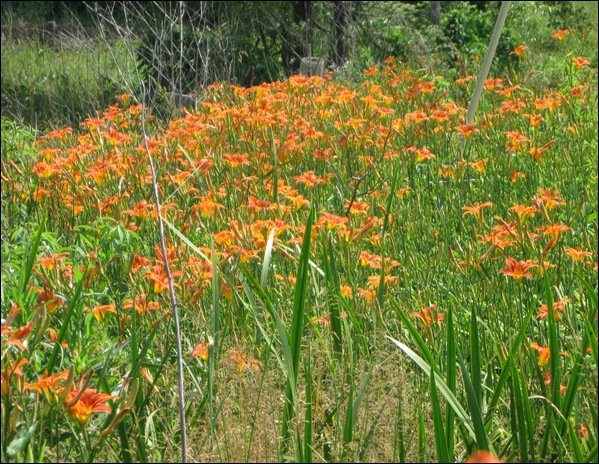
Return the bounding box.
[1,34,136,131]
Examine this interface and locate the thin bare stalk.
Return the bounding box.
[139,81,188,463]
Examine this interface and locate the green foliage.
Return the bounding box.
[439,1,518,71]
[1,117,37,161]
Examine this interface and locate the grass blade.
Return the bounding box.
[18,214,46,298]
[303,347,313,463]
[326,234,343,358]
[470,306,482,408]
[393,394,406,463]
[418,405,426,463]
[240,267,296,405]
[46,266,87,374]
[445,305,456,457]
[544,275,561,415]
[456,345,491,452]
[260,227,276,289]
[387,336,476,441]
[511,370,529,462]
[430,363,450,463]
[485,301,536,423]
[342,380,355,459]
[390,299,436,368]
[162,217,210,261]
[281,207,314,456]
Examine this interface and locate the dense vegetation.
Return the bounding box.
[2,1,597,129]
[1,1,598,463]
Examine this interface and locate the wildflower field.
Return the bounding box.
[1,32,598,463]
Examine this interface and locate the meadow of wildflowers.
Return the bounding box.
[1,31,597,463]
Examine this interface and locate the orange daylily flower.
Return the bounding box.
[511,170,525,183]
[192,342,210,362]
[223,152,251,168]
[455,75,476,85]
[505,131,530,152]
[64,388,116,425]
[122,200,155,220]
[44,126,73,141]
[414,147,435,163]
[565,248,593,262]
[571,56,591,70]
[318,212,348,231]
[534,95,562,112]
[123,294,161,316]
[38,252,70,272]
[404,110,428,125]
[89,304,117,323]
[145,265,183,294]
[538,223,571,242]
[344,199,370,216]
[357,287,377,305]
[462,202,493,222]
[359,251,382,269]
[339,285,353,298]
[228,350,262,373]
[1,358,29,397]
[530,342,550,366]
[570,85,589,98]
[499,257,537,280]
[366,274,398,290]
[484,78,503,91]
[509,204,538,222]
[552,29,570,40]
[510,45,528,58]
[4,322,34,351]
[24,369,70,401]
[529,139,555,162]
[311,316,331,326]
[192,196,224,219]
[393,187,411,201]
[294,170,333,188]
[537,299,570,322]
[411,304,443,328]
[466,450,504,463]
[526,113,544,127]
[469,159,487,174]
[535,188,566,210]
[454,123,479,141]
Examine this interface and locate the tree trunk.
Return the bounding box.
[282,1,314,74]
[332,1,352,66]
[428,1,441,26]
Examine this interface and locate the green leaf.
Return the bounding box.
[457,346,491,451]
[303,348,313,463]
[326,234,343,358]
[281,207,314,456]
[19,215,46,297]
[46,267,87,374]
[446,305,456,457]
[387,336,476,441]
[430,364,451,463]
[7,424,37,458]
[470,306,482,407]
[260,227,276,289]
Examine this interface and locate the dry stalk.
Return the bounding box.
[139,80,188,462]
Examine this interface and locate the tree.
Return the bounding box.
[332,1,352,66]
